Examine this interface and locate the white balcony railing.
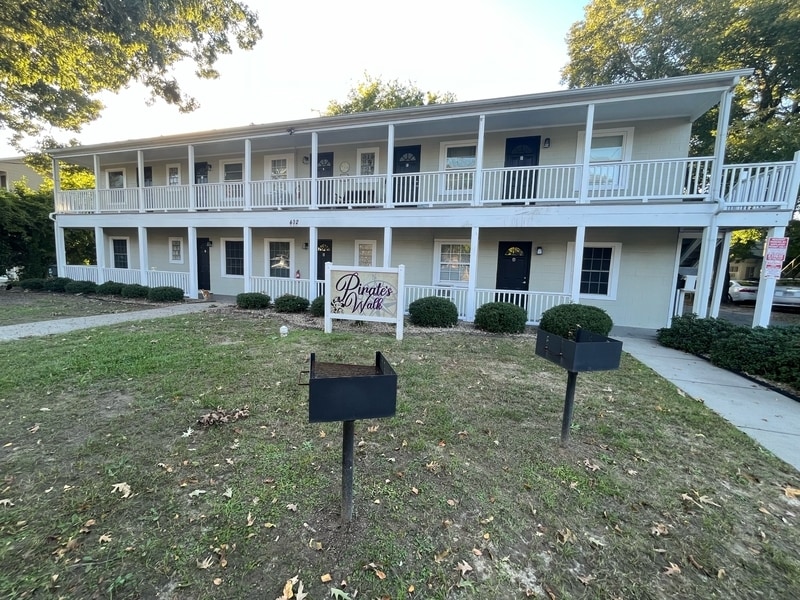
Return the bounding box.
[146,270,190,291]
[53,157,798,214]
[251,276,313,299]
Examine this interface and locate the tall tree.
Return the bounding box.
[0,187,55,277]
[0,0,262,148]
[324,74,455,115]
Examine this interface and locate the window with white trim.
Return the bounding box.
[106,169,126,189]
[357,148,379,176]
[566,242,622,299]
[440,141,477,192]
[166,164,181,186]
[355,240,376,267]
[266,239,294,278]
[112,238,129,269]
[223,239,244,276]
[434,240,471,285]
[576,128,633,189]
[265,154,294,180]
[169,237,184,264]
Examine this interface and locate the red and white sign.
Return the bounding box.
[763,237,789,279]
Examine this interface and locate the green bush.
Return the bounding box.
[236,292,271,309]
[310,295,326,317]
[538,303,613,339]
[656,314,740,355]
[64,280,97,294]
[96,281,124,295]
[274,294,310,313]
[120,283,150,299]
[474,302,527,334]
[19,278,46,291]
[408,295,459,327]
[148,286,184,302]
[43,277,73,292]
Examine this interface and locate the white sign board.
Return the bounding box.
[324,264,405,340]
[763,237,789,279]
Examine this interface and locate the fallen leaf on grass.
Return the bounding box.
[434,548,451,563]
[783,486,800,499]
[213,577,222,585]
[651,522,670,537]
[697,495,721,507]
[0,498,14,507]
[223,487,233,499]
[577,574,595,585]
[27,423,40,433]
[583,459,601,472]
[663,562,681,575]
[197,555,214,569]
[286,503,298,512]
[557,528,576,544]
[320,573,332,583]
[365,562,386,579]
[246,512,255,526]
[330,588,352,600]
[188,489,206,498]
[455,560,473,577]
[98,533,112,543]
[111,482,131,498]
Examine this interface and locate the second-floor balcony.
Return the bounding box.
[54,156,799,215]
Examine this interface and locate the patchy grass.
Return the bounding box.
[0,298,799,599]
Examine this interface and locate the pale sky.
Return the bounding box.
[0,0,588,157]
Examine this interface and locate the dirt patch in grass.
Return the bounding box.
[0,302,799,599]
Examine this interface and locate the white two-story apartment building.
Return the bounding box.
[49,69,800,329]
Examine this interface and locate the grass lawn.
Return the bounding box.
[1,297,799,599]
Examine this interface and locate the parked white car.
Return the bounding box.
[728,279,800,306]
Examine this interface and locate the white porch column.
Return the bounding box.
[692,220,719,317]
[243,226,253,292]
[138,226,148,285]
[385,125,395,208]
[188,227,198,299]
[466,227,480,320]
[710,88,735,207]
[244,139,252,211]
[709,230,733,318]
[753,225,787,328]
[51,157,61,196]
[94,226,106,283]
[310,132,319,210]
[472,115,486,206]
[137,150,145,213]
[188,145,196,212]
[93,155,101,213]
[578,105,595,204]
[54,223,67,277]
[308,227,319,297]
[570,226,586,302]
[383,226,392,267]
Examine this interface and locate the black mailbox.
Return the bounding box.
[308,352,397,423]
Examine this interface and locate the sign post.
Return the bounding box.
[324,264,405,340]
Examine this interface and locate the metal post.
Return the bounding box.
[341,419,355,522]
[560,371,578,445]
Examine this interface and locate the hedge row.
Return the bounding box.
[657,314,800,390]
[17,277,184,302]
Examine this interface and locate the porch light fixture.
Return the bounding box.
[302,155,310,164]
[536,246,543,255]
[303,242,309,250]
[206,240,213,248]
[543,138,551,149]
[287,127,296,135]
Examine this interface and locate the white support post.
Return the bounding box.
[188,145,196,212]
[93,155,101,213]
[54,224,67,278]
[310,132,319,210]
[243,226,253,292]
[787,150,800,211]
[385,125,395,208]
[95,226,106,283]
[570,226,586,302]
[472,115,485,206]
[578,105,595,204]
[309,226,318,296]
[465,227,480,320]
[137,150,145,213]
[244,139,252,211]
[383,226,392,268]
[753,225,787,328]
[51,158,61,197]
[710,89,735,207]
[692,221,718,317]
[138,227,148,285]
[188,227,198,299]
[710,230,733,318]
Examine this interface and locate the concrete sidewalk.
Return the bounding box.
[613,327,800,472]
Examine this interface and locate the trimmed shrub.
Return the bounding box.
[310,295,326,317]
[474,302,527,334]
[96,281,124,296]
[538,303,613,339]
[274,294,310,313]
[236,292,271,309]
[120,283,150,299]
[408,295,459,327]
[43,277,73,292]
[656,314,740,355]
[19,278,46,291]
[148,286,184,302]
[64,280,98,294]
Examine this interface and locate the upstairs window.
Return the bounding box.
[441,142,476,192]
[576,128,633,190]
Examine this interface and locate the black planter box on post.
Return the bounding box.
[535,328,622,372]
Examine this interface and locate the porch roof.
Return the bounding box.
[51,69,752,168]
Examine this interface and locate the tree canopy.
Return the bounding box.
[324,74,456,115]
[0,0,262,148]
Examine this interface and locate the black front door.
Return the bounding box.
[393,145,421,204]
[317,239,333,281]
[317,152,334,203]
[197,237,211,290]
[195,162,209,208]
[495,241,532,305]
[503,137,540,200]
